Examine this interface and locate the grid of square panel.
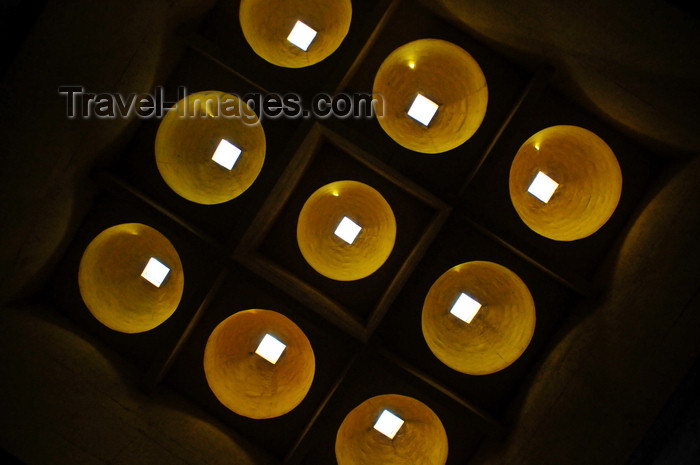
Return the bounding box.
[46,0,663,464]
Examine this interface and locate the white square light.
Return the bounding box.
[211,139,242,170]
[140,257,170,288]
[373,410,405,440]
[407,93,439,126]
[287,20,317,51]
[450,292,482,324]
[255,333,286,364]
[334,216,362,245]
[528,171,559,204]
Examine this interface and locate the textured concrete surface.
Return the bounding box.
[470,156,700,464]
[431,0,700,155]
[0,304,273,465]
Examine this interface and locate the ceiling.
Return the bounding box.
[1,0,699,464]
[432,0,700,156]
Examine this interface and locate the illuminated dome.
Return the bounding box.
[373,38,488,154]
[78,223,184,333]
[422,261,535,375]
[155,91,266,205]
[203,309,315,419]
[336,394,448,465]
[297,180,396,281]
[239,0,352,68]
[509,125,623,241]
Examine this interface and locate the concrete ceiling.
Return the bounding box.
[430,0,700,156]
[1,1,699,464]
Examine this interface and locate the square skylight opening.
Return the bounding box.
[287,20,317,51]
[334,216,362,245]
[450,292,482,324]
[211,139,242,170]
[140,257,170,288]
[373,410,405,440]
[528,171,559,204]
[255,333,286,364]
[407,93,439,126]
